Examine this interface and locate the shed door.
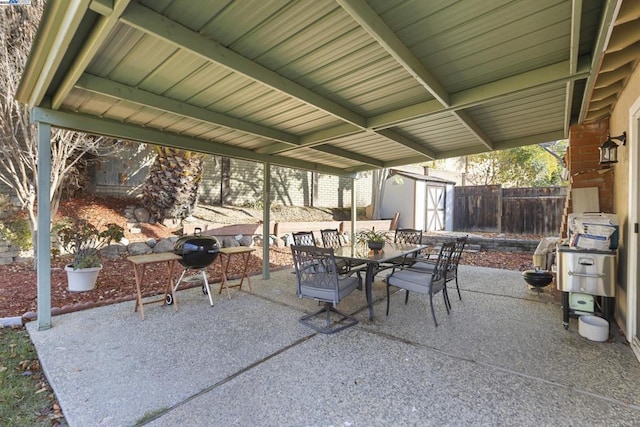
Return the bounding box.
[425,185,445,231]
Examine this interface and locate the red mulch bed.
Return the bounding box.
[0,196,535,320]
[0,248,293,320]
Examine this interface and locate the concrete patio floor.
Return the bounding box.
[27,265,640,426]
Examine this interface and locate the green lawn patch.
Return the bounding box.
[0,327,64,426]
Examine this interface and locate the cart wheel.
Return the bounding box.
[166,293,173,305]
[563,323,569,330]
[202,285,208,295]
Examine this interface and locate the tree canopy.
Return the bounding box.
[427,141,568,187]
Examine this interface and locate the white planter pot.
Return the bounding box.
[65,264,102,292]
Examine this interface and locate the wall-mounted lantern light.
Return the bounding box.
[599,131,626,166]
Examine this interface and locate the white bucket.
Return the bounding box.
[578,315,609,342]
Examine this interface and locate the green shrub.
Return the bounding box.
[52,217,124,268]
[0,216,32,250]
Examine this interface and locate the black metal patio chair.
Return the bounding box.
[291,245,360,334]
[385,241,455,327]
[412,235,468,302]
[380,228,424,273]
[320,228,366,278]
[292,231,317,246]
[394,228,424,246]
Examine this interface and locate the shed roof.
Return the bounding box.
[17,0,640,177]
[389,169,455,185]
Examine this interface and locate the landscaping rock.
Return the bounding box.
[222,237,239,248]
[153,238,175,253]
[238,236,253,247]
[128,242,152,255]
[99,245,120,259]
[133,207,151,223]
[114,243,129,255]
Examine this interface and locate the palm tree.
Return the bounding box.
[141,146,205,222]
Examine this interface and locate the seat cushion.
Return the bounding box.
[411,261,436,271]
[386,269,434,294]
[337,276,359,300]
[411,261,455,282]
[299,274,359,303]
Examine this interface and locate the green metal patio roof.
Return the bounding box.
[17,0,640,177]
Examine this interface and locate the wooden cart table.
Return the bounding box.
[218,247,256,299]
[127,252,181,320]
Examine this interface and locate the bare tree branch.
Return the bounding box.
[0,2,126,263]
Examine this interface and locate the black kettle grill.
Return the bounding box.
[169,228,221,306]
[174,228,221,269]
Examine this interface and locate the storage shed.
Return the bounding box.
[380,170,455,232]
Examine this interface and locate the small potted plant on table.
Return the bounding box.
[356,227,391,254]
[53,218,124,292]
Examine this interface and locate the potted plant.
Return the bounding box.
[356,227,391,253]
[53,218,124,292]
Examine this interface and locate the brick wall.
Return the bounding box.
[4,142,374,209]
[313,171,373,208]
[198,156,222,204]
[197,157,373,208]
[567,119,613,213]
[230,159,265,205]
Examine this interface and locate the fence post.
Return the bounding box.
[497,186,503,233]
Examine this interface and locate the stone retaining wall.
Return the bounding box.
[184,219,395,246]
[426,234,538,253]
[96,232,259,260]
[5,229,539,267]
[0,236,19,265]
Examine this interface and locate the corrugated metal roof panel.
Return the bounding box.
[284,147,360,169]
[330,133,417,162]
[74,93,119,117]
[17,0,624,176]
[375,0,575,92]
[394,114,479,152]
[468,87,567,142]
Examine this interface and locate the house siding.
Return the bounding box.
[91,143,155,197]
[608,62,640,337]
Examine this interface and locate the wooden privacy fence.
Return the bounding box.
[453,186,567,235]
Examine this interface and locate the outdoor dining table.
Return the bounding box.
[333,243,428,320]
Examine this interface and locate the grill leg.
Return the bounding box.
[174,269,188,294]
[166,268,189,305]
[202,270,214,307]
[562,292,570,330]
